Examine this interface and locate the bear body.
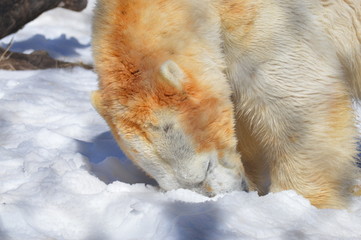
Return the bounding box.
[92,0,361,208]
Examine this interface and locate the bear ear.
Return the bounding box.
[159,60,185,90]
[91,90,104,114]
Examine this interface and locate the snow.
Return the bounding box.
[1,2,361,240]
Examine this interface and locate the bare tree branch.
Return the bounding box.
[0,47,92,70]
[0,0,88,39]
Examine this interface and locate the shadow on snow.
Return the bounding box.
[1,34,90,58]
[164,201,240,240]
[76,131,157,186]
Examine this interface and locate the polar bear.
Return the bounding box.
[91,0,361,208]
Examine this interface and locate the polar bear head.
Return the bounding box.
[92,60,248,196]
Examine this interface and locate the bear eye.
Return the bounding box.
[162,124,174,133]
[147,123,174,133]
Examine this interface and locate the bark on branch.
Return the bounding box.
[0,0,88,39]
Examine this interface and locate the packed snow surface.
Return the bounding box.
[1,1,361,240]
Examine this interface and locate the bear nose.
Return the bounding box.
[176,171,207,186]
[174,154,214,186]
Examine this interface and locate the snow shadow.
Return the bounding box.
[1,34,90,58]
[0,219,10,240]
[164,201,238,240]
[77,131,157,186]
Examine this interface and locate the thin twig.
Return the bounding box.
[0,36,15,61]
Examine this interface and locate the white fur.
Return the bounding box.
[220,0,360,207]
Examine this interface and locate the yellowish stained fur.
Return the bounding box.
[92,0,361,208]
